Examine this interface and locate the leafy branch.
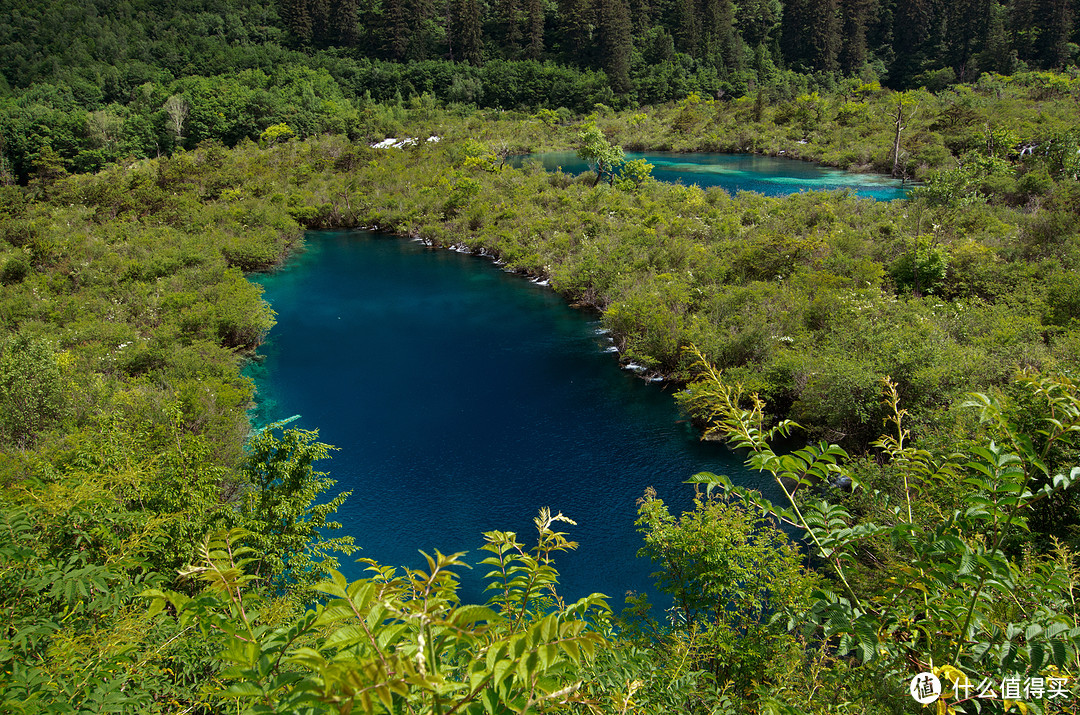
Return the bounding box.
[678,347,1080,702]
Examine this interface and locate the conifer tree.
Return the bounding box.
[498,0,523,54]
[389,0,410,59]
[629,0,652,35]
[890,0,937,84]
[1037,0,1075,66]
[738,0,782,47]
[281,0,315,44]
[357,0,387,55]
[310,0,332,44]
[980,1,1016,72]
[838,0,872,72]
[388,0,435,59]
[451,0,484,63]
[331,0,360,45]
[701,0,737,68]
[1008,0,1037,62]
[599,0,633,91]
[558,0,595,61]
[944,0,991,80]
[674,0,702,56]
[526,0,546,58]
[782,0,841,71]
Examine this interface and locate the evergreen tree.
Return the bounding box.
[838,0,873,72]
[331,0,360,45]
[498,0,523,55]
[1037,0,1075,66]
[280,0,360,47]
[701,0,737,68]
[1010,0,1041,62]
[980,1,1017,72]
[388,0,435,59]
[629,0,652,35]
[446,0,458,61]
[281,0,315,44]
[451,0,484,63]
[861,0,894,69]
[525,0,546,58]
[357,0,388,55]
[310,0,332,44]
[944,0,991,80]
[389,0,410,59]
[674,0,702,56]
[413,0,440,59]
[782,0,841,71]
[558,0,595,61]
[738,0,783,47]
[599,0,633,91]
[890,0,938,84]
[641,25,677,63]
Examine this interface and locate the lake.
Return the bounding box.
[245,230,774,608]
[513,151,910,200]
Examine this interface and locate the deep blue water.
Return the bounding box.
[246,231,777,608]
[514,151,910,200]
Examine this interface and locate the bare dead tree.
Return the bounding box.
[164,95,190,143]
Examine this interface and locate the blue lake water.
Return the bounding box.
[246,230,776,608]
[514,151,910,200]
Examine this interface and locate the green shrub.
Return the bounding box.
[890,236,950,295]
[0,333,66,448]
[0,254,29,284]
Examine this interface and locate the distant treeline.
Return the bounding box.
[1,0,1077,99]
[287,0,1080,90]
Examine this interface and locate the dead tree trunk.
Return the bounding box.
[892,96,906,179]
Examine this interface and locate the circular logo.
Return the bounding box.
[910,672,942,704]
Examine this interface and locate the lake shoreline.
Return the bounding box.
[244,229,751,602]
[250,148,910,398]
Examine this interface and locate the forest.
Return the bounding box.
[2,0,1080,181]
[2,0,1080,713]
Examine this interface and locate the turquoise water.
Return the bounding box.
[514,151,910,200]
[246,231,773,607]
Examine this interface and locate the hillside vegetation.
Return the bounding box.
[3,1,1080,708]
[2,74,1080,709]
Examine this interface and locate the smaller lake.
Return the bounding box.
[515,151,909,200]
